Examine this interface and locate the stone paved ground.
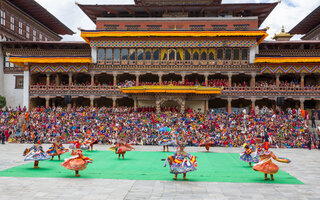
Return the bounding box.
[0,144,319,200]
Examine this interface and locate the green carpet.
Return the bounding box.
[0,151,303,184]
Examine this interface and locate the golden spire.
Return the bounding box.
[272,26,293,41]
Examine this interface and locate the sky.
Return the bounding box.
[34,0,320,41]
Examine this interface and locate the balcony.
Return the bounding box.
[259,49,320,57]
[93,60,251,71]
[222,87,320,97]
[30,85,320,98]
[29,85,123,96]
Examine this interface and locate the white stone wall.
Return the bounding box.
[186,100,205,113]
[3,74,24,108]
[0,46,4,96]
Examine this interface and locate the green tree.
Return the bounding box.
[0,95,6,108]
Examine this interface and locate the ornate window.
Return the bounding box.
[168,49,176,60]
[137,49,144,60]
[106,49,112,60]
[145,49,152,60]
[153,49,159,60]
[114,49,120,60]
[225,49,232,60]
[10,16,14,31]
[217,49,223,60]
[33,29,37,41]
[121,49,128,60]
[201,48,207,60]
[233,49,240,60]
[26,26,30,39]
[98,48,105,61]
[0,10,5,26]
[177,49,183,60]
[208,49,215,60]
[193,49,200,60]
[129,49,136,60]
[15,76,24,89]
[185,49,191,60]
[18,21,22,35]
[5,56,15,68]
[242,49,248,60]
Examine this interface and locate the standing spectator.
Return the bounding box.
[311,109,316,128]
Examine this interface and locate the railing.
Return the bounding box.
[29,85,123,96]
[222,87,320,97]
[259,49,320,57]
[96,60,249,66]
[3,67,24,73]
[30,85,320,97]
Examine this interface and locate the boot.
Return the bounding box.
[271,174,274,181]
[264,174,269,180]
[75,171,80,177]
[173,174,177,180]
[183,173,188,180]
[58,155,60,161]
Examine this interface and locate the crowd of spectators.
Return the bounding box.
[0,105,319,149]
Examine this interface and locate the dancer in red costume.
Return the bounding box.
[110,133,135,159]
[61,149,93,177]
[47,136,69,160]
[84,136,98,151]
[199,135,214,152]
[253,142,291,180]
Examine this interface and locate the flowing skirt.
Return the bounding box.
[240,152,259,163]
[61,157,87,171]
[47,146,69,156]
[169,160,197,174]
[253,159,279,174]
[24,151,50,161]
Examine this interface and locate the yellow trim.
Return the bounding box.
[9,57,92,66]
[121,85,221,94]
[81,31,268,44]
[255,57,320,63]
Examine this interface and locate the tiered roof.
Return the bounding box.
[7,0,73,35]
[77,2,278,27]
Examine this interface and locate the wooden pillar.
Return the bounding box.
[181,73,185,84]
[68,73,72,86]
[301,74,305,88]
[112,97,117,108]
[205,74,208,86]
[134,98,137,111]
[136,74,140,86]
[45,97,50,108]
[205,99,209,112]
[250,73,256,88]
[113,73,117,86]
[90,96,94,107]
[156,99,161,113]
[158,73,163,85]
[228,74,232,87]
[46,74,50,86]
[300,99,305,110]
[227,98,232,113]
[276,74,280,88]
[91,73,95,86]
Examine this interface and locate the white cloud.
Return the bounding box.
[34,0,320,41]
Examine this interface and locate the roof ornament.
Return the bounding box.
[272,26,293,41]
